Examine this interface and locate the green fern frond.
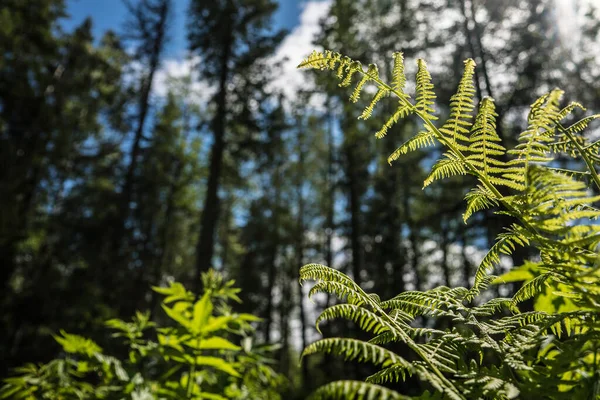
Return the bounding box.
[360,87,390,119]
[423,152,468,188]
[463,186,499,223]
[472,228,530,292]
[439,59,477,151]
[302,338,408,368]
[301,264,379,307]
[467,97,509,187]
[387,128,436,164]
[375,104,413,139]
[366,364,414,384]
[511,273,554,304]
[415,59,437,119]
[308,380,411,400]
[315,304,394,335]
[557,101,585,120]
[507,89,564,186]
[391,52,409,98]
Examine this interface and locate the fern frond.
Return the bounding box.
[557,101,585,120]
[387,128,436,164]
[300,264,376,307]
[511,273,554,304]
[439,59,477,151]
[302,338,409,368]
[506,89,564,186]
[308,380,411,400]
[423,152,468,187]
[472,228,530,292]
[467,97,509,188]
[463,185,499,223]
[366,364,414,384]
[391,52,410,100]
[315,304,394,335]
[415,59,437,119]
[360,87,390,119]
[375,104,413,139]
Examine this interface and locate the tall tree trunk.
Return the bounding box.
[402,164,421,290]
[194,25,232,292]
[263,179,281,343]
[110,0,169,293]
[346,147,363,286]
[295,125,309,385]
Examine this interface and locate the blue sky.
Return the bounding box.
[64,0,304,58]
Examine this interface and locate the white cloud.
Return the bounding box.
[268,0,332,105]
[152,56,215,105]
[150,1,332,108]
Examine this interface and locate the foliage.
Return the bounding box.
[298,50,600,399]
[0,270,286,399]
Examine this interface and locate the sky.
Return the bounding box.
[65,0,315,58]
[64,0,331,100]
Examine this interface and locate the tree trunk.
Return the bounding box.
[110,0,169,293]
[194,25,232,292]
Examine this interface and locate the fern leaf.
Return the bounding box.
[415,59,437,119]
[472,229,530,292]
[300,264,377,308]
[359,87,390,119]
[507,89,564,185]
[467,97,508,186]
[439,59,477,151]
[511,273,554,304]
[302,338,409,368]
[387,128,436,164]
[375,104,413,139]
[391,52,410,99]
[423,152,468,187]
[308,380,411,400]
[315,304,393,335]
[463,186,499,223]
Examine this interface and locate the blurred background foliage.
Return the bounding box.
[1,0,599,397]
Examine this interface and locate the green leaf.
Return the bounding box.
[192,292,213,334]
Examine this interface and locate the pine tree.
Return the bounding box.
[187,0,285,291]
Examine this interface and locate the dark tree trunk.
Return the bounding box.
[110,0,170,300]
[194,26,232,291]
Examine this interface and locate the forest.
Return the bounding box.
[1,0,600,399]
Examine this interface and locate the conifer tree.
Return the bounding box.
[187,0,285,290]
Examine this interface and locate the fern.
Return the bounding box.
[299,49,600,400]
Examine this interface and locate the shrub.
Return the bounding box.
[0,270,285,399]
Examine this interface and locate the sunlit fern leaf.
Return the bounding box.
[439,59,477,151]
[472,228,530,293]
[506,89,564,186]
[300,264,378,307]
[467,97,509,186]
[463,185,499,223]
[387,128,436,164]
[315,304,394,335]
[511,273,554,305]
[564,114,600,135]
[360,87,390,119]
[308,380,412,400]
[391,52,409,98]
[302,338,409,369]
[415,59,437,119]
[375,103,413,139]
[423,152,468,188]
[557,101,586,121]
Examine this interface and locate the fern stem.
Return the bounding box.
[350,281,466,399]
[558,124,600,192]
